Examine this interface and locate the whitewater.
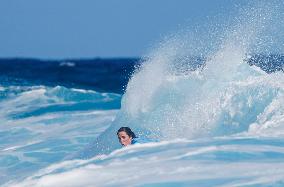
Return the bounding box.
[1,1,284,187]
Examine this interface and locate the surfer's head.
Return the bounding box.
[117,127,136,146]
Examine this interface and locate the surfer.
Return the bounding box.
[117,127,137,146]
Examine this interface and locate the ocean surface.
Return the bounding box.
[1,2,284,187]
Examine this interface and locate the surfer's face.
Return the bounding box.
[118,131,132,146]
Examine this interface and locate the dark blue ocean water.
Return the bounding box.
[0,58,140,94]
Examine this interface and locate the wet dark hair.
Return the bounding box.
[117,127,137,138]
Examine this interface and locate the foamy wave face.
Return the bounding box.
[120,64,284,140]
[113,1,284,141]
